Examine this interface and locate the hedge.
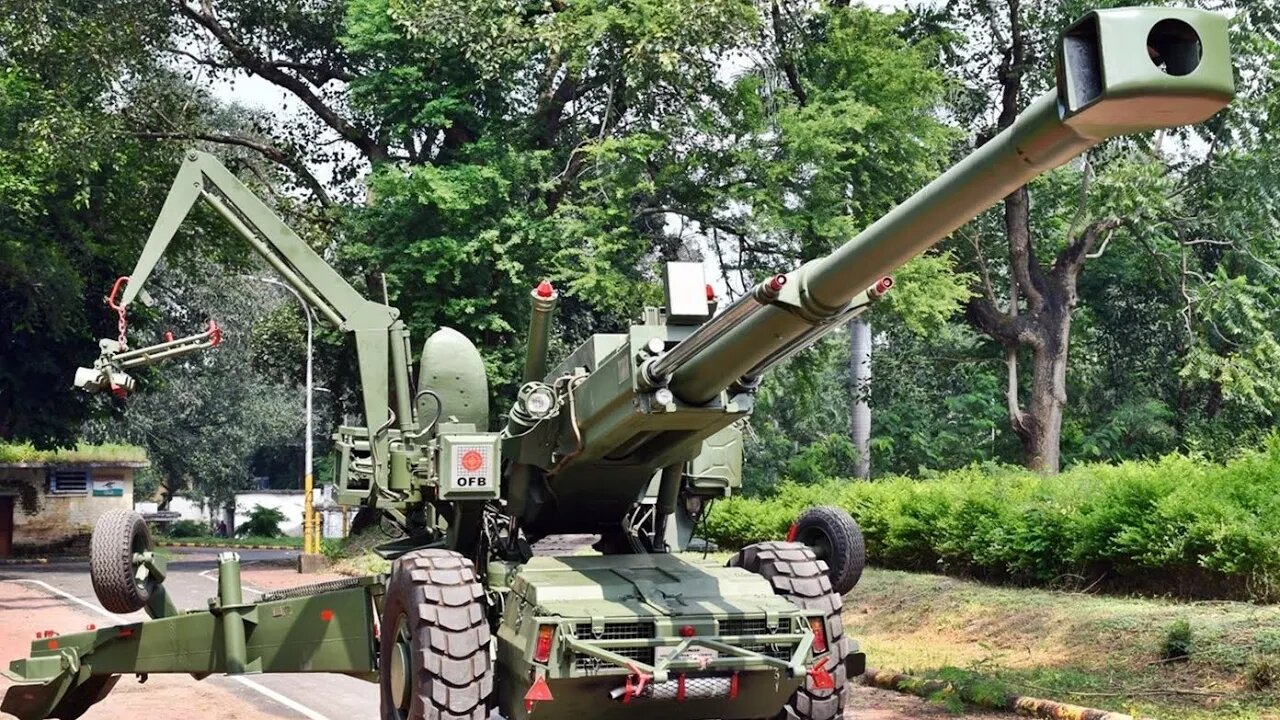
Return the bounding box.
[704,441,1280,601]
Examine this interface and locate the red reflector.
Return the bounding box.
[785,522,799,542]
[808,656,835,689]
[320,609,334,622]
[524,675,554,712]
[705,284,715,300]
[808,617,828,654]
[118,628,134,639]
[679,625,696,638]
[533,624,555,663]
[47,640,58,650]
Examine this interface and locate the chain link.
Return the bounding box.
[116,306,128,348]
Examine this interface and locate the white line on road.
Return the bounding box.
[198,566,266,595]
[4,577,330,720]
[8,579,121,620]
[233,677,332,720]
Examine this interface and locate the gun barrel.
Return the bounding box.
[666,7,1233,405]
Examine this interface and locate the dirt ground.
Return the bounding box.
[0,581,289,720]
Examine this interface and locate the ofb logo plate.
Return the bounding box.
[438,433,501,499]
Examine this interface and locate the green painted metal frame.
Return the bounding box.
[2,557,382,720]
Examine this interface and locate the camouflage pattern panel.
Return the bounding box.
[685,424,743,495]
[495,554,816,720]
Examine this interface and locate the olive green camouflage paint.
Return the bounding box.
[4,7,1237,720]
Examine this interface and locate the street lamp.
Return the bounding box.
[244,276,321,560]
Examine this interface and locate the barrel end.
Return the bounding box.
[1057,7,1234,137]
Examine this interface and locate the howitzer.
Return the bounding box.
[3,9,1234,720]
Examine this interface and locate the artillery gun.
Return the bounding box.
[2,8,1234,720]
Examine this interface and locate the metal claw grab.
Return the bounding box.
[73,317,223,398]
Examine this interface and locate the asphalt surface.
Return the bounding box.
[0,546,984,720]
[0,548,375,720]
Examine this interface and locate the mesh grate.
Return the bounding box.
[576,646,655,670]
[718,617,773,636]
[741,643,791,660]
[574,622,655,640]
[573,622,656,670]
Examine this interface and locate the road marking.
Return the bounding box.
[4,577,330,720]
[8,579,121,620]
[233,677,332,720]
[198,564,265,595]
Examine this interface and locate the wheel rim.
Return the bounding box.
[797,526,833,561]
[389,613,413,718]
[130,529,150,596]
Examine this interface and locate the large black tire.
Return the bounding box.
[793,506,866,595]
[379,549,493,720]
[90,510,153,614]
[731,541,847,720]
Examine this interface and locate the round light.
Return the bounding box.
[654,388,675,406]
[646,337,665,355]
[525,387,556,417]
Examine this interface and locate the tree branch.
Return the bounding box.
[770,0,807,106]
[170,0,387,162]
[131,130,333,206]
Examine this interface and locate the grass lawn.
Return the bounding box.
[846,568,1280,719]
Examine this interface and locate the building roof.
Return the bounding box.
[0,442,149,468]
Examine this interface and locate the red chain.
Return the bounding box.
[116,307,128,348]
[106,276,129,349]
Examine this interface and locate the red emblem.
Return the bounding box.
[461,449,484,472]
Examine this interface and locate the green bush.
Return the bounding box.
[163,519,207,538]
[235,505,287,538]
[704,438,1280,600]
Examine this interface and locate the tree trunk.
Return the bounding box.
[1020,310,1071,472]
[849,317,872,478]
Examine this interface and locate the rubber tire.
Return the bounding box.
[379,549,493,720]
[730,541,848,720]
[50,676,120,719]
[793,506,866,595]
[90,510,153,614]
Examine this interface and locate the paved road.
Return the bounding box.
[1,548,990,720]
[1,548,376,720]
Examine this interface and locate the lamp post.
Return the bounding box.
[246,276,320,564]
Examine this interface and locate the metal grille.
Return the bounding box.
[573,622,656,670]
[718,617,772,636]
[721,616,789,658]
[742,643,791,660]
[574,622,655,640]
[576,646,655,670]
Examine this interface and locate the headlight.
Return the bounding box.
[524,385,557,418]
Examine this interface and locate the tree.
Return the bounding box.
[84,269,305,512]
[0,3,190,446]
[936,0,1280,471]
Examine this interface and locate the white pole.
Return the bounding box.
[253,277,318,556]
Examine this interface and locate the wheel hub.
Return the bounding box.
[799,527,832,560]
[389,615,412,715]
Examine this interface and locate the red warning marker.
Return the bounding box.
[524,675,554,712]
[535,280,555,299]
